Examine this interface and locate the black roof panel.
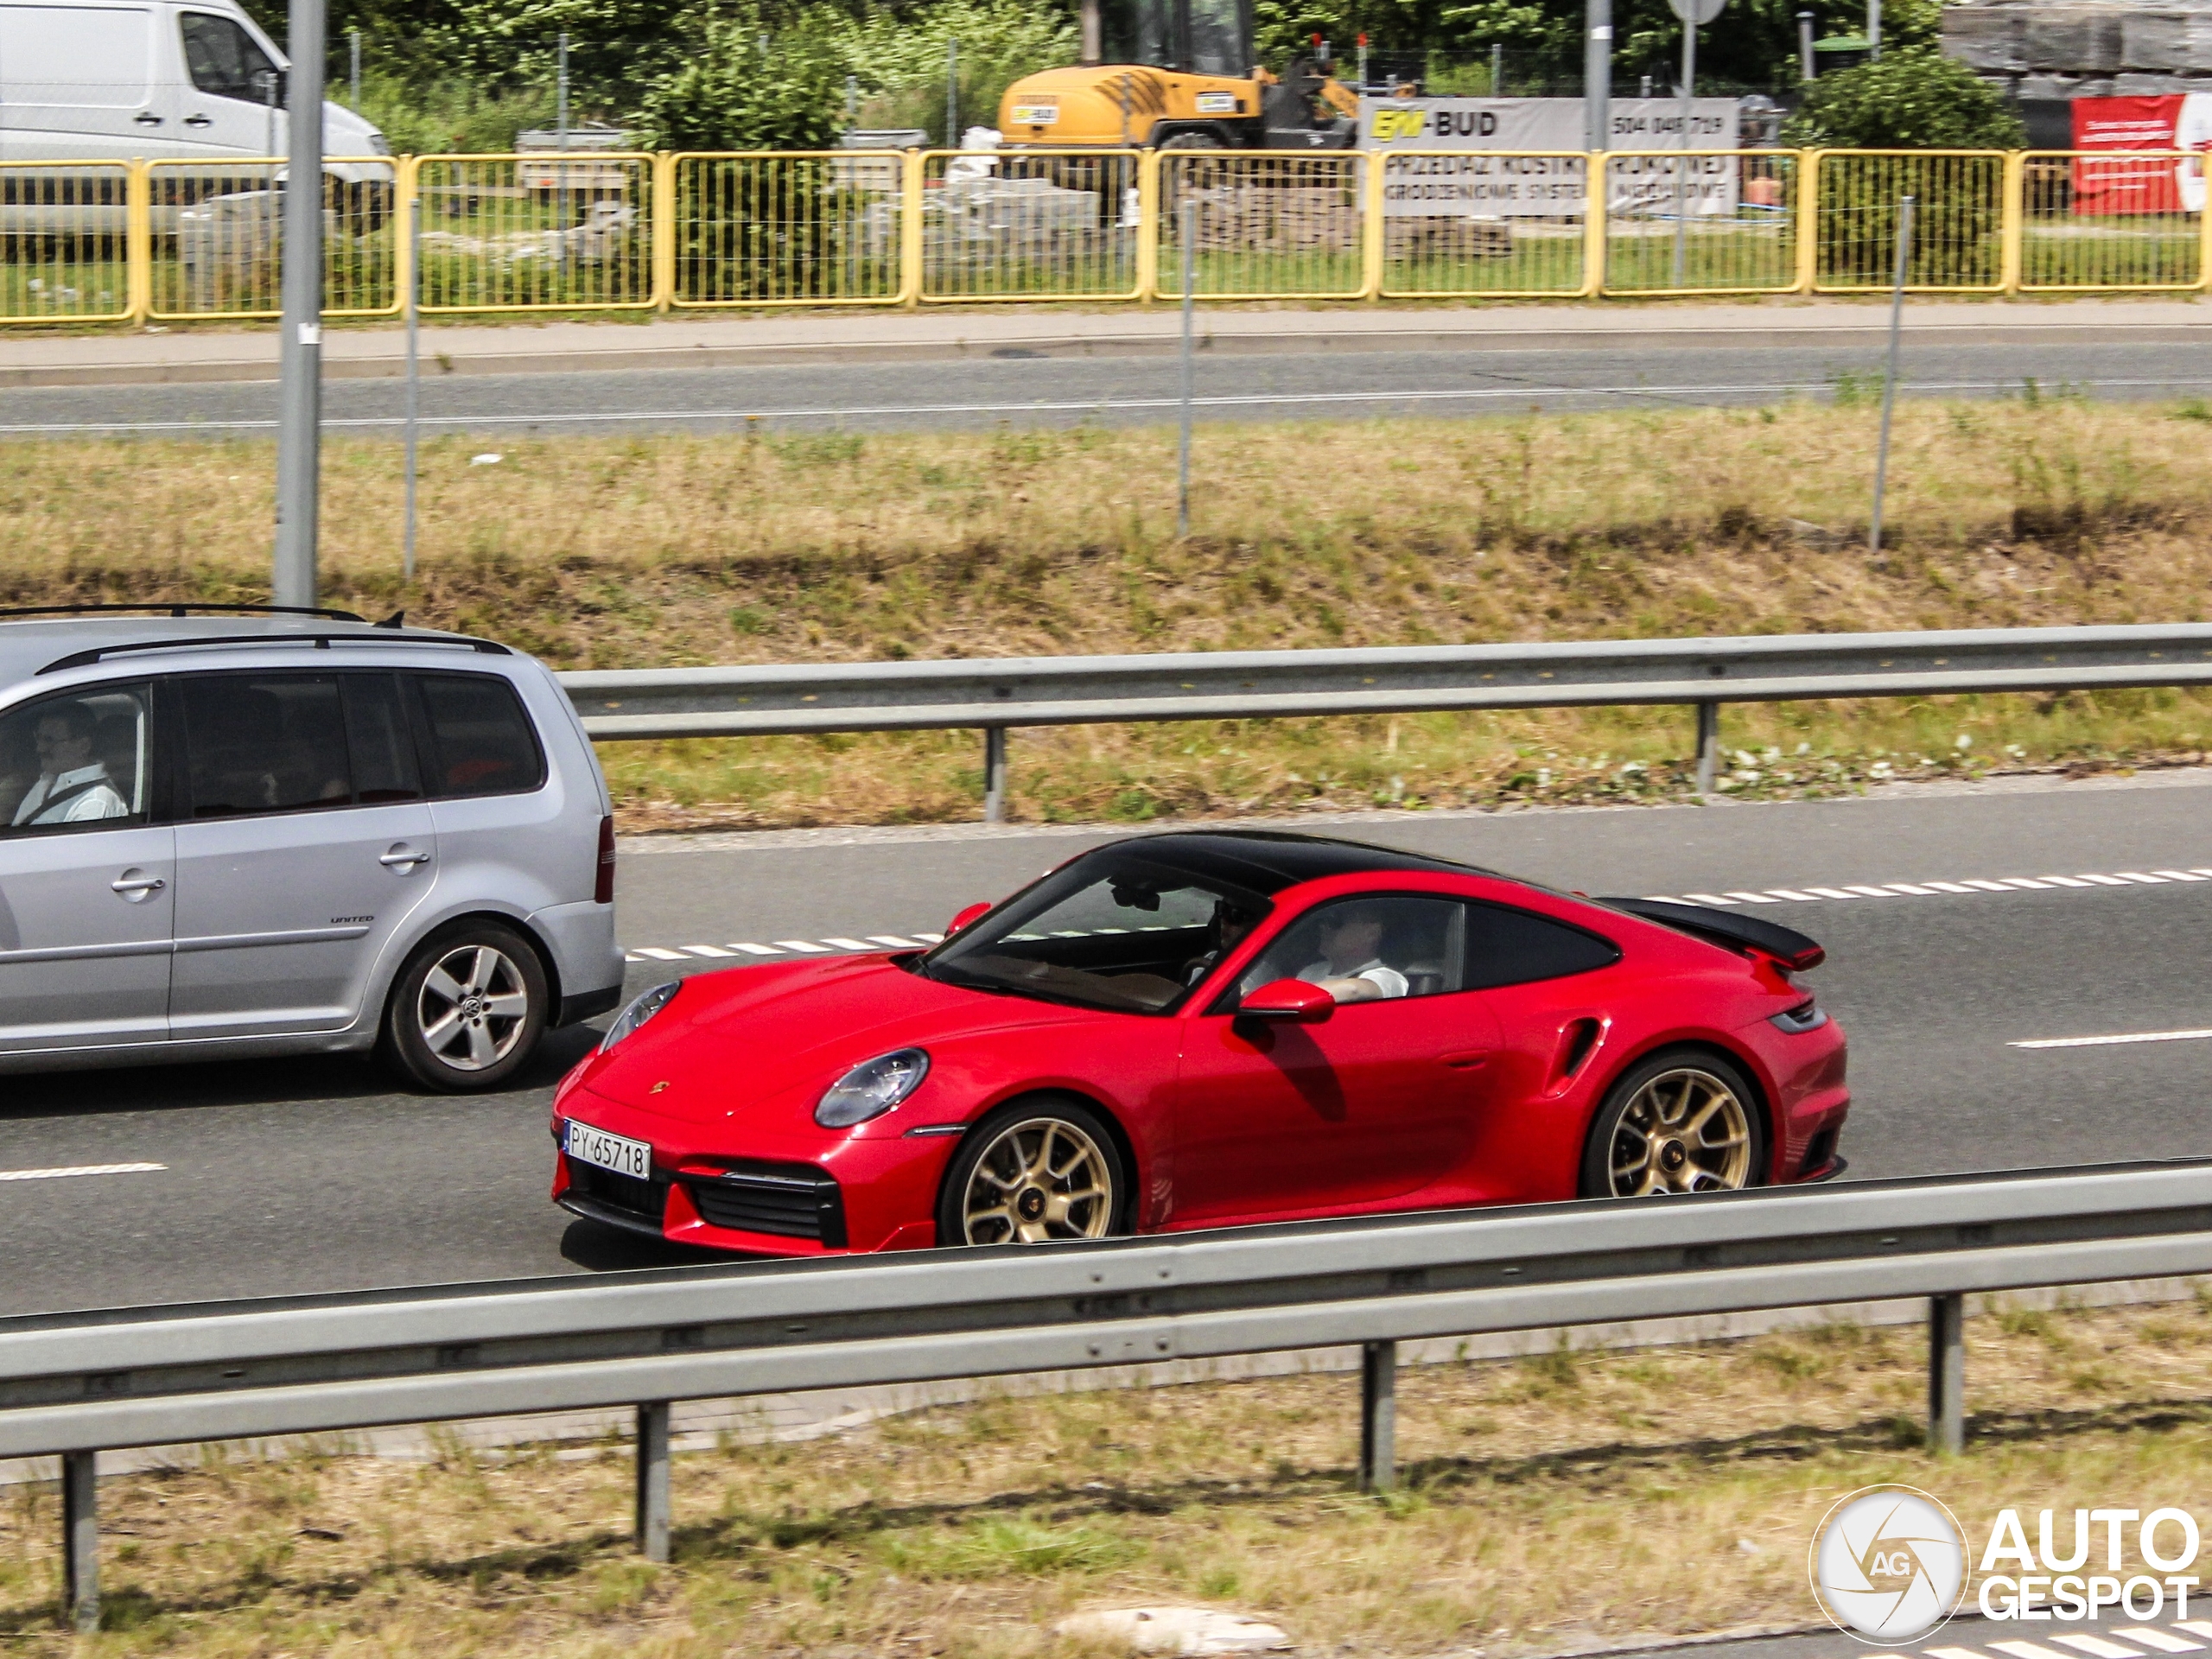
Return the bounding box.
[1094,830,1491,895]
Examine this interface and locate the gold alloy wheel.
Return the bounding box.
[1607,1066,1754,1196]
[959,1116,1116,1244]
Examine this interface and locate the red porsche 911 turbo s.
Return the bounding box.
[551,830,1849,1255]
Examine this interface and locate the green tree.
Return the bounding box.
[1782,48,2026,149]
[635,3,851,149]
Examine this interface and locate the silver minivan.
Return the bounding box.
[0,607,625,1090]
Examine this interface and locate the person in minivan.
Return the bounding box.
[9,702,129,827]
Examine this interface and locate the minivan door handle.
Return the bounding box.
[183,114,213,128]
[136,112,164,125]
[111,871,167,898]
[379,844,432,872]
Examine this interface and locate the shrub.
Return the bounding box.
[1781,48,2026,150]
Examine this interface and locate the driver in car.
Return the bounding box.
[1297,904,1409,1003]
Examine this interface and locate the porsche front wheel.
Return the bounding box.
[1580,1052,1765,1198]
[938,1100,1128,1246]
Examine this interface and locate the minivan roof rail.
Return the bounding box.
[0,602,369,623]
[39,631,510,675]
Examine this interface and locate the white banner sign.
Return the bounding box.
[1363,97,1743,218]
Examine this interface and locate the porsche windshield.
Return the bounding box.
[920,853,1272,1014]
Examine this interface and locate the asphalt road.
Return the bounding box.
[6,772,2211,1319]
[7,338,2212,437]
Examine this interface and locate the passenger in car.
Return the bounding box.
[10,702,128,826]
[1297,904,1410,1002]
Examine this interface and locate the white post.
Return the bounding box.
[272,0,326,610]
[349,29,359,108]
[1870,194,1914,556]
[1492,41,1504,94]
[1178,200,1194,539]
[1674,20,1694,286]
[404,178,420,582]
[945,37,958,147]
[1868,0,1883,59]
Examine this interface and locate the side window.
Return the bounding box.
[180,11,278,102]
[1237,894,1468,1002]
[0,683,153,837]
[341,674,421,804]
[414,674,546,799]
[179,672,351,818]
[1461,901,1621,990]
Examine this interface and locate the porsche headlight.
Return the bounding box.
[601,981,680,1052]
[816,1048,930,1128]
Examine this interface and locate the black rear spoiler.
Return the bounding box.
[1599,897,1826,973]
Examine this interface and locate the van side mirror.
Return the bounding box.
[1236,977,1334,1023]
[945,901,991,938]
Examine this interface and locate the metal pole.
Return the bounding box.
[1674,19,1694,286]
[1695,701,1720,796]
[272,0,326,610]
[348,28,359,108]
[1358,1339,1396,1493]
[982,727,1007,823]
[1492,41,1503,94]
[62,1449,98,1634]
[556,31,569,246]
[634,1402,671,1560]
[1583,0,1611,153]
[1798,10,1816,80]
[945,37,958,147]
[1868,0,1882,60]
[1178,199,1194,539]
[1927,1293,1965,1453]
[404,179,419,582]
[1869,194,1913,556]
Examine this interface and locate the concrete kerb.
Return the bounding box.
[0,296,2208,390]
[3,1269,2199,1492]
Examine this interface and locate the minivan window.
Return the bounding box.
[180,11,279,103]
[341,674,422,803]
[0,683,153,836]
[414,674,545,798]
[179,672,352,818]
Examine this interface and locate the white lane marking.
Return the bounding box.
[1993,1643,2084,1659]
[2114,1631,2205,1653]
[619,862,2212,966]
[2012,1027,2212,1050]
[2052,1637,2150,1658]
[2177,1627,2212,1643]
[0,1161,165,1183]
[1928,1647,1989,1659]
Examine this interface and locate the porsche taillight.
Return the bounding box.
[594,814,616,904]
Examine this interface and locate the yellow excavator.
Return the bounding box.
[995,0,1360,151]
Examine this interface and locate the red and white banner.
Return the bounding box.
[2070,94,2212,215]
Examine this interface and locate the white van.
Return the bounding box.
[0,0,386,175]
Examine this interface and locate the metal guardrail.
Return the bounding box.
[9,1161,2212,1630]
[4,147,2209,326]
[559,621,2212,820]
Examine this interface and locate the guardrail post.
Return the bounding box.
[1999,151,2024,297]
[61,1449,98,1633]
[1136,149,1160,304]
[1360,151,1383,302]
[1927,1294,1965,1454]
[1796,150,1821,295]
[651,152,677,315]
[982,727,1009,823]
[635,1401,671,1560]
[1694,701,1720,797]
[899,149,925,308]
[1585,151,1608,298]
[125,160,153,327]
[1357,1339,1396,1493]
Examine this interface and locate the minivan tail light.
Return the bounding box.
[594,815,616,904]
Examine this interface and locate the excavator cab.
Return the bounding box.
[996,0,1356,150]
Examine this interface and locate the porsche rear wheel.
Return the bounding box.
[938,1100,1127,1246]
[1580,1052,1764,1198]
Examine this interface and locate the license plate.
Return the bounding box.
[1195,92,1239,113]
[1011,104,1058,124]
[564,1119,652,1180]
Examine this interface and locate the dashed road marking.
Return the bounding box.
[2011,1027,2212,1050]
[0,1162,166,1183]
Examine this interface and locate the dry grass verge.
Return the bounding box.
[6,1295,2212,1656]
[8,394,2212,828]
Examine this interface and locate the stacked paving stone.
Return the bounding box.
[1944,0,2212,100]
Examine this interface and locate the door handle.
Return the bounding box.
[1439,1049,1488,1070]
[111,872,167,895]
[136,112,165,125]
[183,114,213,127]
[379,845,432,870]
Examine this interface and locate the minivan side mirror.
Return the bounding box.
[945,901,991,938]
[1236,978,1334,1023]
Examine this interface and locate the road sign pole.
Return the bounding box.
[1583,0,1611,153]
[273,0,326,609]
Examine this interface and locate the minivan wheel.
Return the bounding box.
[383,922,548,1093]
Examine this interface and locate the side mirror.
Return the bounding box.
[1236,977,1334,1024]
[945,901,991,938]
